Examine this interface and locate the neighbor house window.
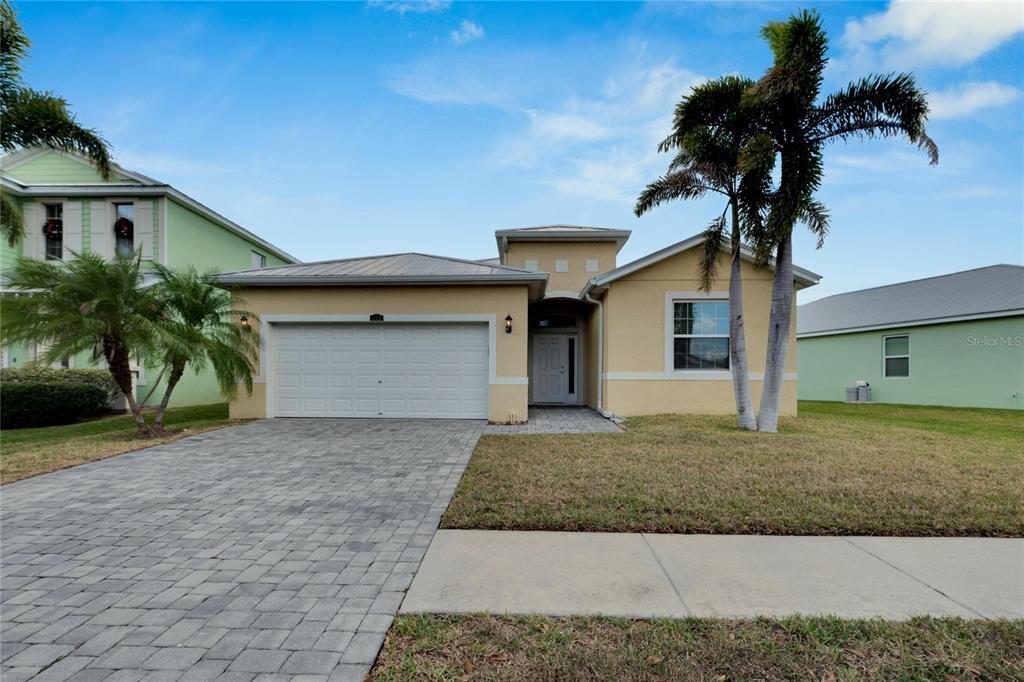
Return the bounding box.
[113,203,135,257]
[555,259,569,272]
[883,335,910,377]
[43,203,63,261]
[250,250,266,269]
[673,300,729,370]
[524,259,539,271]
[586,259,599,272]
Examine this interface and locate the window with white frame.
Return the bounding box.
[43,203,63,261]
[883,335,909,377]
[555,259,568,272]
[672,300,729,370]
[251,250,266,269]
[524,259,539,271]
[113,203,135,257]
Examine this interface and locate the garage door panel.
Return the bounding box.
[273,323,488,419]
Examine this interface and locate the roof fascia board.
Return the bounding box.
[797,309,1024,338]
[588,234,821,289]
[214,273,549,286]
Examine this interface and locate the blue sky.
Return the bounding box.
[15,1,1024,301]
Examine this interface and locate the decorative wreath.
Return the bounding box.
[42,218,63,239]
[113,216,134,239]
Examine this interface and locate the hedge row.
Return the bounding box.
[0,366,118,397]
[1,381,111,429]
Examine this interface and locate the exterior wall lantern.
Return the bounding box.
[505,315,513,334]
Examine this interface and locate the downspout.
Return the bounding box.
[583,289,605,415]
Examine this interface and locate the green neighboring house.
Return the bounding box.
[797,265,1024,410]
[1,148,298,407]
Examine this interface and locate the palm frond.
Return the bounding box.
[698,211,728,292]
[634,168,718,216]
[0,179,23,245]
[814,73,938,165]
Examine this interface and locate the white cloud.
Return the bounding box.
[928,81,1022,119]
[450,20,485,45]
[496,63,706,201]
[842,0,1024,69]
[368,1,450,15]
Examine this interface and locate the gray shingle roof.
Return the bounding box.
[797,265,1024,337]
[214,252,547,287]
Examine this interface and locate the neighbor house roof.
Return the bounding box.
[581,231,821,296]
[797,264,1024,338]
[0,148,299,264]
[495,225,631,254]
[215,252,548,296]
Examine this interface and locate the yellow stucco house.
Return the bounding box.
[216,226,820,423]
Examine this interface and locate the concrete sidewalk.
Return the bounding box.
[401,531,1023,620]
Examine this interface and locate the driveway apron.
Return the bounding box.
[0,418,483,681]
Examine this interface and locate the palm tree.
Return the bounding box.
[0,251,165,434]
[148,266,259,434]
[1,0,112,246]
[636,76,773,430]
[751,10,938,432]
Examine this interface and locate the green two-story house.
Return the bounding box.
[1,147,298,407]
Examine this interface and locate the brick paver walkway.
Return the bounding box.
[0,418,483,682]
[484,407,622,434]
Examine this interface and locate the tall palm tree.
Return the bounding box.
[0,251,165,434]
[149,266,259,434]
[636,76,773,430]
[751,10,938,432]
[1,0,112,246]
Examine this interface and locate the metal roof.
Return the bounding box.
[214,252,548,294]
[797,264,1024,337]
[495,225,632,256]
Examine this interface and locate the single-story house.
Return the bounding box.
[215,226,820,423]
[797,264,1024,410]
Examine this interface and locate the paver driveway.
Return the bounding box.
[1,418,484,682]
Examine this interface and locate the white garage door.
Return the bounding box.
[273,323,488,419]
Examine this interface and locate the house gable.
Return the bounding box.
[0,149,139,185]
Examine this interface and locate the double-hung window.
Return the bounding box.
[673,300,729,370]
[113,203,135,257]
[883,335,910,377]
[43,203,63,261]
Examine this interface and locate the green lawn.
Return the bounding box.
[371,614,1024,681]
[0,403,238,484]
[442,401,1024,537]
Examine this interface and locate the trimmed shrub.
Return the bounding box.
[1,381,111,429]
[0,366,118,401]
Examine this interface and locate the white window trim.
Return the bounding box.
[555,259,569,273]
[110,198,137,258]
[586,259,599,272]
[663,291,729,374]
[41,200,65,261]
[524,259,539,272]
[883,334,910,378]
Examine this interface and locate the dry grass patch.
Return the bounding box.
[443,402,1024,536]
[0,403,239,484]
[371,614,1024,681]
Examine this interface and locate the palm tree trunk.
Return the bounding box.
[105,339,150,436]
[757,234,793,433]
[152,363,185,435]
[728,202,756,430]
